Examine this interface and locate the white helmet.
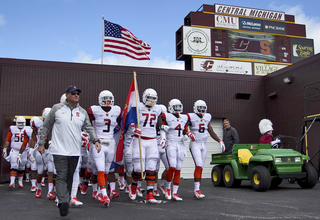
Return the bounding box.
[42,107,51,121]
[193,100,207,116]
[142,88,157,107]
[259,119,274,134]
[168,99,183,115]
[60,94,66,103]
[30,116,39,127]
[98,90,114,107]
[16,116,26,129]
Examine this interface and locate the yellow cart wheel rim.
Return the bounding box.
[213,171,218,182]
[253,173,260,185]
[225,171,230,182]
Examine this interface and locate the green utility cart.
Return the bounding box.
[210,144,318,191]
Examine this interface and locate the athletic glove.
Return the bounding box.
[160,125,169,132]
[160,138,166,149]
[188,133,195,141]
[133,128,141,136]
[219,141,226,152]
[28,148,35,163]
[2,147,7,158]
[17,153,22,164]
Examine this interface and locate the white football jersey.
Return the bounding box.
[162,113,188,142]
[23,126,33,148]
[32,117,43,144]
[187,113,212,142]
[88,105,121,140]
[137,102,162,138]
[7,125,25,151]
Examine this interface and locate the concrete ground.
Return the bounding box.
[1,178,320,220]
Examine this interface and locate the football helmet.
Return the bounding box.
[158,104,167,113]
[60,94,66,103]
[42,107,51,121]
[30,116,39,127]
[193,100,207,116]
[142,88,157,107]
[16,116,26,129]
[99,90,114,107]
[168,99,183,115]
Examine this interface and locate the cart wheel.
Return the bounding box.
[297,163,318,189]
[223,165,241,188]
[250,166,271,191]
[211,165,224,187]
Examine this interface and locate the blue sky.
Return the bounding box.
[0,0,319,69]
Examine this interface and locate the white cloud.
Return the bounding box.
[0,14,6,26]
[273,4,320,54]
[73,51,184,70]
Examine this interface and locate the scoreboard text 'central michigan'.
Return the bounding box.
[176,4,315,76]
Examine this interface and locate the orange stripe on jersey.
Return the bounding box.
[6,131,13,142]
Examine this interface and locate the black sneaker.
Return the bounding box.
[58,202,69,217]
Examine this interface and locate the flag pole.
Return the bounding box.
[133,71,144,180]
[101,16,104,65]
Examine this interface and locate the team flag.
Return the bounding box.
[103,20,151,60]
[115,73,140,162]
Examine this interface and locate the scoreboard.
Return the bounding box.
[176,4,315,75]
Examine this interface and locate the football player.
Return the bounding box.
[187,100,225,199]
[129,88,168,204]
[2,116,28,188]
[161,99,188,201]
[88,90,122,207]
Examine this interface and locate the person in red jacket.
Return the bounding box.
[259,119,280,147]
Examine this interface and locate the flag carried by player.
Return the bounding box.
[115,72,140,162]
[103,20,151,60]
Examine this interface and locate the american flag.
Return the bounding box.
[104,20,151,60]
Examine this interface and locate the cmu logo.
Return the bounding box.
[201,60,214,71]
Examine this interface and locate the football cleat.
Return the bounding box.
[158,185,166,195]
[30,186,37,192]
[165,188,172,200]
[18,183,24,188]
[193,190,205,199]
[8,183,15,188]
[81,185,88,195]
[25,178,30,183]
[92,190,98,199]
[136,187,143,197]
[70,197,83,207]
[109,190,120,199]
[96,193,103,203]
[172,193,183,201]
[119,183,125,191]
[47,191,56,200]
[101,195,110,207]
[153,190,160,197]
[41,181,45,187]
[35,189,42,198]
[146,192,158,204]
[129,190,136,200]
[125,185,130,194]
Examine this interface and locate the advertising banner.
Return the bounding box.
[253,63,288,76]
[263,20,286,35]
[228,31,276,62]
[290,38,314,63]
[183,26,211,56]
[240,18,263,32]
[214,15,239,29]
[193,57,252,75]
[215,4,285,21]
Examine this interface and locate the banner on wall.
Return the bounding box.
[193,58,252,75]
[253,63,288,76]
